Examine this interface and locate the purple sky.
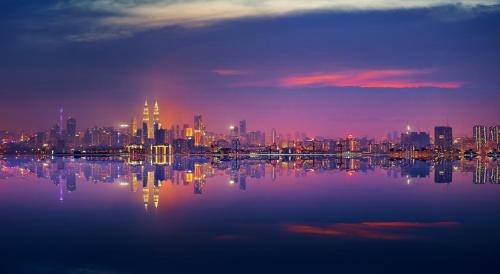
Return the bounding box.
[1,1,499,138]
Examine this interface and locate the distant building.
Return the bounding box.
[434,126,453,150]
[66,117,76,138]
[194,115,204,131]
[489,126,499,147]
[401,132,430,150]
[239,120,247,135]
[36,132,46,147]
[473,125,487,150]
[142,100,150,144]
[173,139,188,154]
[155,128,166,145]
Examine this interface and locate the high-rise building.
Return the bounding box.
[193,115,204,147]
[194,115,204,131]
[66,117,76,138]
[271,128,277,144]
[347,134,360,152]
[434,126,453,150]
[142,100,150,143]
[401,132,430,150]
[229,126,239,137]
[153,100,160,124]
[239,120,247,135]
[155,128,166,145]
[489,126,499,146]
[473,125,487,150]
[59,107,64,135]
[36,132,46,147]
[131,117,137,135]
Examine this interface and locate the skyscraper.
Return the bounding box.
[142,100,150,143]
[59,107,64,134]
[65,117,77,146]
[66,117,76,138]
[271,128,277,144]
[239,120,247,135]
[473,125,487,150]
[194,115,203,131]
[153,100,162,144]
[434,126,453,150]
[489,126,499,147]
[153,100,160,124]
[194,115,204,146]
[401,132,430,150]
[131,117,137,134]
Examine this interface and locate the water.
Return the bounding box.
[0,155,499,274]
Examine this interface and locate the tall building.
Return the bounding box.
[194,115,204,131]
[130,117,138,144]
[65,117,77,147]
[271,128,277,144]
[229,126,239,137]
[194,115,204,147]
[152,100,163,144]
[489,126,499,146]
[58,107,64,135]
[155,128,166,145]
[473,125,487,150]
[434,126,453,150]
[153,100,160,124]
[239,120,247,135]
[142,100,150,143]
[66,117,76,137]
[401,132,430,150]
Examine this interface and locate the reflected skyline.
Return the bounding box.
[2,156,498,209]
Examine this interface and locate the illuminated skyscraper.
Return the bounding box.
[434,126,453,150]
[489,126,499,146]
[229,125,238,137]
[194,115,204,147]
[142,100,150,143]
[194,115,203,131]
[153,100,160,123]
[271,128,277,144]
[131,117,137,135]
[473,125,487,150]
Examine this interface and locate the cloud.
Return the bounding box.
[57,0,500,41]
[279,69,461,89]
[283,221,459,240]
[212,68,252,76]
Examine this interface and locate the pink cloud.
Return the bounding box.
[212,68,252,76]
[279,69,461,89]
[283,221,459,240]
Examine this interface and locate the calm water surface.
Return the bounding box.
[0,156,499,274]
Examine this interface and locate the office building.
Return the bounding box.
[434,126,453,150]
[473,125,487,150]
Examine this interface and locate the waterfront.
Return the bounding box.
[0,156,499,273]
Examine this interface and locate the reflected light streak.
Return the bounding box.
[284,221,460,240]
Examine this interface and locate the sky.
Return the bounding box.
[1,0,499,138]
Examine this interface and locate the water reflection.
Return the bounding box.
[0,156,498,206]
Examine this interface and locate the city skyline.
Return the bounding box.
[1,2,500,273]
[1,1,499,136]
[3,102,498,140]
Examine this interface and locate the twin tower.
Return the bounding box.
[139,99,161,143]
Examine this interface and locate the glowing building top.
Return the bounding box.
[143,100,150,122]
[153,100,160,123]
